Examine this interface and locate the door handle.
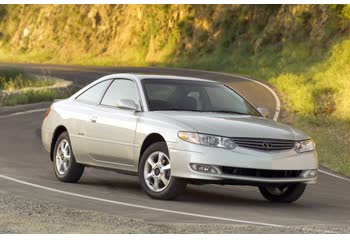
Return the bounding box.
[90,116,98,123]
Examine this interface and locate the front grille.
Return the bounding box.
[222,167,301,178]
[233,137,295,151]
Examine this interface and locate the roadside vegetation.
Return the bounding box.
[0,5,349,176]
[0,88,70,106]
[0,69,54,90]
[0,69,70,106]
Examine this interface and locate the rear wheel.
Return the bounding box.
[53,131,84,183]
[139,142,187,200]
[259,183,306,203]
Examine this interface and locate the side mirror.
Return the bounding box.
[117,99,139,111]
[257,107,270,118]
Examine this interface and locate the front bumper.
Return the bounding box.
[168,141,318,184]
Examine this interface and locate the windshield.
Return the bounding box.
[142,79,261,116]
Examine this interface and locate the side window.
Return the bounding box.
[145,84,176,101]
[101,79,140,108]
[76,80,111,104]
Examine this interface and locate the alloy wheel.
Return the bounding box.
[143,151,171,192]
[55,139,71,175]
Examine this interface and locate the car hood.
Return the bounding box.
[157,112,309,140]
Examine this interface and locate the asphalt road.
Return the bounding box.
[0,63,349,232]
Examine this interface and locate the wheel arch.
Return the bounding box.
[138,133,167,166]
[50,125,68,161]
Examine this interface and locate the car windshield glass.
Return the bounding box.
[142,79,261,116]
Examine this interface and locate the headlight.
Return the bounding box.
[294,139,315,153]
[178,132,236,150]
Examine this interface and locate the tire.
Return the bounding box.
[53,131,84,183]
[139,142,187,200]
[259,183,307,203]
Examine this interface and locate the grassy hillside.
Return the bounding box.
[0,4,349,175]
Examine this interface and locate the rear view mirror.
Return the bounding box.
[257,107,270,118]
[117,99,139,111]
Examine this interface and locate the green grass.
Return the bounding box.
[270,39,350,120]
[0,69,68,106]
[1,88,71,106]
[0,69,55,91]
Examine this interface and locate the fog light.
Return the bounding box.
[309,170,317,178]
[190,163,218,174]
[302,170,317,178]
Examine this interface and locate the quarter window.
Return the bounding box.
[76,80,112,104]
[101,79,140,108]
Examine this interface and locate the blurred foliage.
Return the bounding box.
[331,4,350,19]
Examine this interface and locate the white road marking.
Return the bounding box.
[318,169,350,182]
[0,108,47,119]
[0,173,286,228]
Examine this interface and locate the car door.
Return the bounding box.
[70,79,113,163]
[85,79,142,170]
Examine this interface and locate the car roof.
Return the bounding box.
[100,73,219,84]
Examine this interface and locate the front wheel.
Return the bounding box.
[259,183,307,203]
[139,142,187,200]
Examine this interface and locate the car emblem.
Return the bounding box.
[263,142,273,149]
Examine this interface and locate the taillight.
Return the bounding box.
[44,107,51,118]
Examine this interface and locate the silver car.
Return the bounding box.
[42,74,318,203]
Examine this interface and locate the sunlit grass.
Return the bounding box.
[1,89,71,106]
[0,69,55,91]
[0,69,66,106]
[271,39,350,120]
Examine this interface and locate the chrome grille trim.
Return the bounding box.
[232,137,295,151]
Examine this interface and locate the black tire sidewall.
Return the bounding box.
[259,183,307,203]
